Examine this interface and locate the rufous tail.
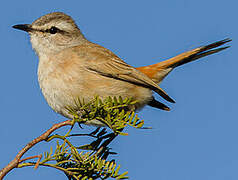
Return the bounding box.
[136,38,231,84]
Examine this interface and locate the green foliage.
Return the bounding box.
[66,96,145,135]
[18,96,145,179]
[19,129,128,179]
[41,141,128,179]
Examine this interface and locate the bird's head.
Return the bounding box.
[13,12,87,57]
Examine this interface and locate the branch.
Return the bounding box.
[0,120,73,180]
[1,97,141,179]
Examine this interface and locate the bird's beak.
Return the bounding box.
[12,24,33,32]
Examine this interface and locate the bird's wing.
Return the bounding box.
[80,44,175,103]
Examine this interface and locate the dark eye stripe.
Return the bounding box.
[45,26,60,34]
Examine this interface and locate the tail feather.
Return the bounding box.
[175,46,230,67]
[136,38,231,83]
[148,97,171,111]
[166,38,231,68]
[137,38,231,111]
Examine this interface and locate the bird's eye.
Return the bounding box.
[47,26,59,34]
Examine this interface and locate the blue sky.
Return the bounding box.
[1,0,237,179]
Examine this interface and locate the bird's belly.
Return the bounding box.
[38,70,153,120]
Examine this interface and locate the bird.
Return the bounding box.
[12,12,231,126]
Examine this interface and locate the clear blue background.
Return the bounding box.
[1,0,237,179]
